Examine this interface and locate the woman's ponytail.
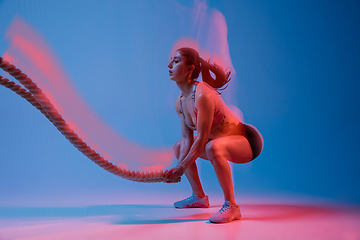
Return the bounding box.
[199,58,231,93]
[178,47,231,92]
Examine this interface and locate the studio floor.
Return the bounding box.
[1,193,359,240]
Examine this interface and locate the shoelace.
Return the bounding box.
[184,195,197,202]
[219,202,236,214]
[187,195,203,201]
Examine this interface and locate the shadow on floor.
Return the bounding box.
[0,203,353,225]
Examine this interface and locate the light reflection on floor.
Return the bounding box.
[0,194,359,240]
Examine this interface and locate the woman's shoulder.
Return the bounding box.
[193,82,219,111]
[196,81,219,99]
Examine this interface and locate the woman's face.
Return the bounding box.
[168,51,188,81]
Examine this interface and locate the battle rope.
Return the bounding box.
[0,57,180,183]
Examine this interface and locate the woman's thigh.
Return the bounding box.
[204,136,253,164]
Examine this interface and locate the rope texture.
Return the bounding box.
[0,57,180,183]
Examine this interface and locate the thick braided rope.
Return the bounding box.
[0,57,180,183]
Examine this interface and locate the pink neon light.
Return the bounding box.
[3,17,173,171]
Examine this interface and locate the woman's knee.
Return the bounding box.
[205,141,225,163]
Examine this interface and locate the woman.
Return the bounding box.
[165,48,263,223]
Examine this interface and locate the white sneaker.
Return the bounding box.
[209,200,241,223]
[174,194,210,208]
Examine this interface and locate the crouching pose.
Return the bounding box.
[165,48,263,223]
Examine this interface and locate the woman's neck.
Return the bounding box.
[177,79,196,97]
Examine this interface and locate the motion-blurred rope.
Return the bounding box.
[0,57,180,183]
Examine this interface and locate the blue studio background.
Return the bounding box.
[0,0,359,206]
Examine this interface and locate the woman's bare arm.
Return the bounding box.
[164,96,194,182]
[176,95,194,164]
[166,88,214,181]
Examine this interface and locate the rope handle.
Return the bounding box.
[0,57,180,183]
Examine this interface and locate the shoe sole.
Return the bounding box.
[209,213,241,224]
[175,202,210,208]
